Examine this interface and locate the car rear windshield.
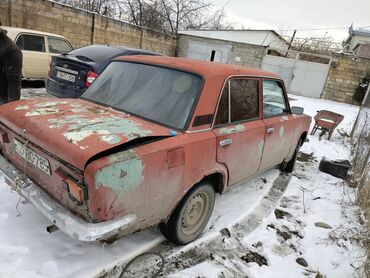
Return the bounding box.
[82,61,203,130]
[68,45,125,63]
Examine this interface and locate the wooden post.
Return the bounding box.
[140,29,144,49]
[285,30,296,57]
[351,84,370,138]
[91,13,95,45]
[8,0,12,26]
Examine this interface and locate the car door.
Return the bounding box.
[213,78,265,186]
[259,79,294,171]
[15,33,49,79]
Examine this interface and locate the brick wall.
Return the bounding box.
[177,35,266,68]
[0,0,176,56]
[322,54,370,105]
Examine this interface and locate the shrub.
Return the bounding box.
[353,72,370,104]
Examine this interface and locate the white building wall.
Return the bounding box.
[178,30,288,52]
[350,35,370,49]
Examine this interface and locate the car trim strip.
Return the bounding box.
[55,66,79,75]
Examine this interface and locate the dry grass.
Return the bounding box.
[357,184,370,278]
[350,108,370,278]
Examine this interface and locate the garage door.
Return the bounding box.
[186,40,231,63]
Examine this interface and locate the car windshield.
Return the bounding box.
[82,61,203,130]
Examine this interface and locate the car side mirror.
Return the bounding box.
[291,106,304,115]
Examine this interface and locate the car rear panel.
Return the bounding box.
[0,122,92,221]
[49,55,95,89]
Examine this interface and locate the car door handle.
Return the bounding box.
[220,138,232,147]
[267,128,274,134]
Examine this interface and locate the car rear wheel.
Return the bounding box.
[160,182,215,245]
[281,138,302,173]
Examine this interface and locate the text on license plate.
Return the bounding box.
[13,139,51,175]
[56,71,76,82]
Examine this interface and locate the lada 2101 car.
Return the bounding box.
[0,56,311,244]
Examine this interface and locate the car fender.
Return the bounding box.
[164,163,229,223]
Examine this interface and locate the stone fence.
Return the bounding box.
[0,0,177,56]
[322,54,370,105]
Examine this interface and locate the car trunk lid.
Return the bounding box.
[50,55,94,89]
[0,98,172,170]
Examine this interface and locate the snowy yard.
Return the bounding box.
[0,88,365,277]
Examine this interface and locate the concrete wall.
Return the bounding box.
[322,54,370,105]
[0,0,176,56]
[350,34,370,50]
[177,34,266,69]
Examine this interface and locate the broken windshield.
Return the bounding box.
[82,61,202,130]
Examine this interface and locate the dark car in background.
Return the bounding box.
[46,44,161,98]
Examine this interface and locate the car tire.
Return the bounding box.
[319,157,351,180]
[159,181,215,245]
[281,138,302,173]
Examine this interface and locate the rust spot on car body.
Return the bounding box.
[0,98,171,170]
[220,124,246,135]
[95,150,144,192]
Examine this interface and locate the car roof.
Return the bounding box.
[116,55,279,79]
[67,44,161,64]
[107,45,161,55]
[1,26,67,40]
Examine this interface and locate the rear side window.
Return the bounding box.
[262,80,287,118]
[16,34,46,52]
[48,37,72,54]
[215,79,259,126]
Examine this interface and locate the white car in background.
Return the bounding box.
[3,26,73,79]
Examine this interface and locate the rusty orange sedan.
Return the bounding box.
[0,56,311,244]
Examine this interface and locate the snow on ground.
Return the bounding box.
[0,89,365,278]
[168,95,364,277]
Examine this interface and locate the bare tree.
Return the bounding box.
[55,0,116,17]
[116,0,165,31]
[282,35,343,55]
[156,0,232,34]
[56,0,233,35]
[207,5,233,30]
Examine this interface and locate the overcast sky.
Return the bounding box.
[212,0,370,42]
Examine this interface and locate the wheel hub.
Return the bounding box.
[181,193,208,235]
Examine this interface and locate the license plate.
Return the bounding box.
[57,71,76,82]
[13,139,51,175]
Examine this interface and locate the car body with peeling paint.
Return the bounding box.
[0,56,311,244]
